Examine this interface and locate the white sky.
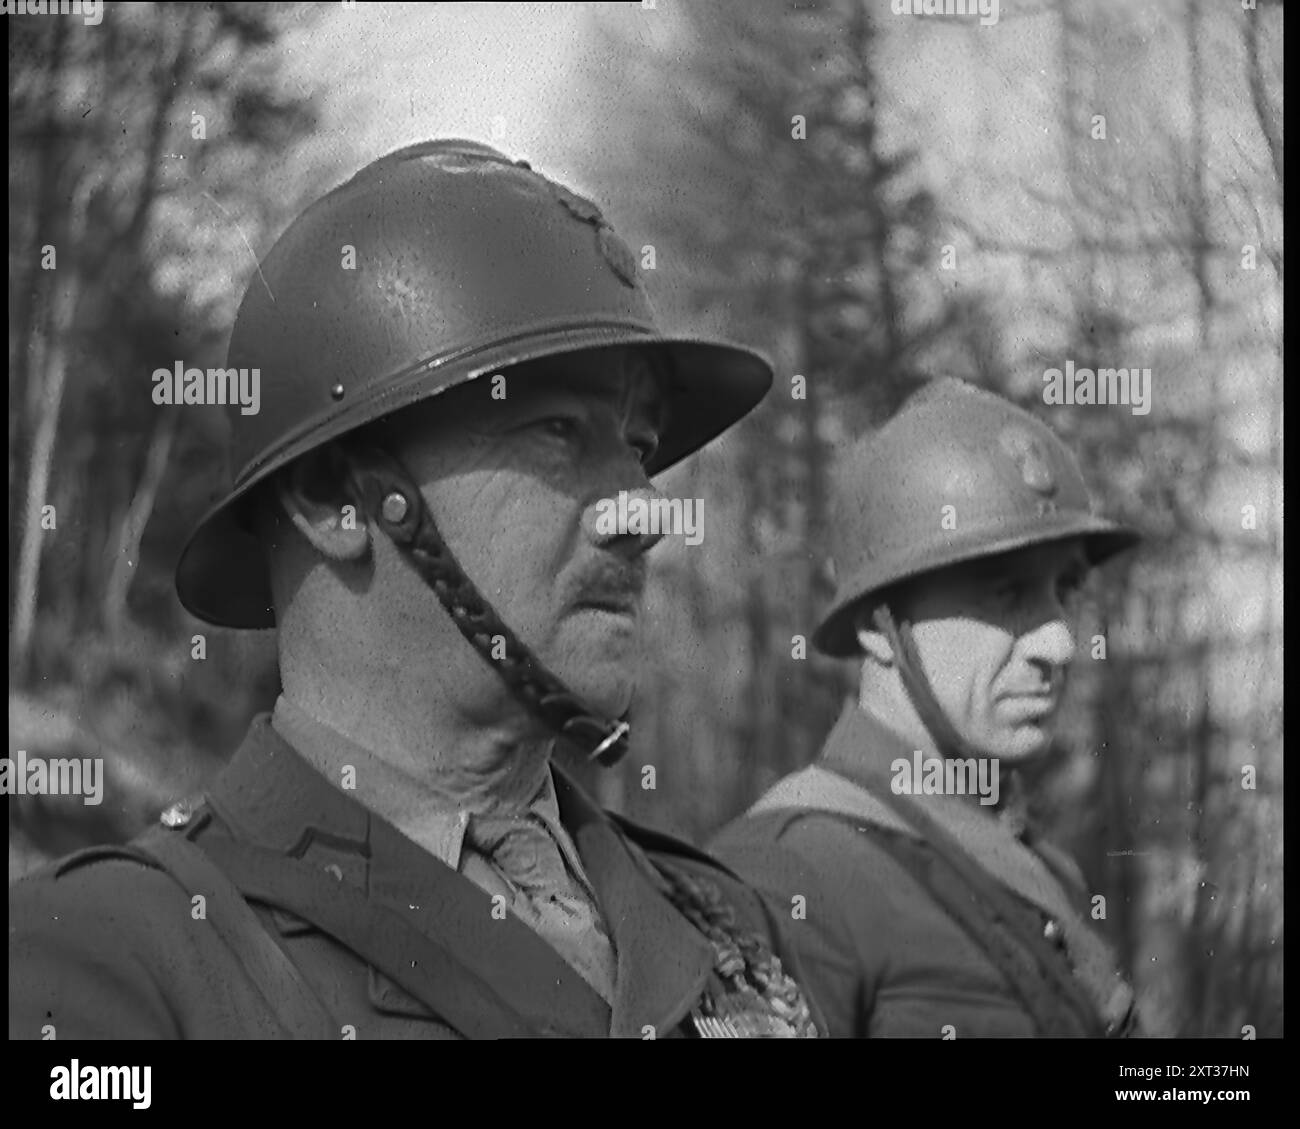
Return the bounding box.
[283,2,595,189]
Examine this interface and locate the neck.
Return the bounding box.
[857,678,935,756]
[278,640,552,818]
[855,685,1013,816]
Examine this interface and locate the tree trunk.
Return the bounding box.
[102,410,180,636]
[11,175,96,680]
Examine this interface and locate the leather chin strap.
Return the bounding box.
[871,602,983,765]
[344,445,631,767]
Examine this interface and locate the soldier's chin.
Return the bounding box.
[553,618,640,705]
[992,724,1052,763]
[544,641,637,717]
[564,663,636,720]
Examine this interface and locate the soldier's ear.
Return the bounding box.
[274,447,371,563]
[854,607,896,668]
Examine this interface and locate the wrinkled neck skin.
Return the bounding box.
[276,608,554,819]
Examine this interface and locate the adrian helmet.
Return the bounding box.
[176,139,772,628]
[813,377,1139,657]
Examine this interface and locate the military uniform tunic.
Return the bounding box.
[10,713,819,1039]
[710,701,1137,1038]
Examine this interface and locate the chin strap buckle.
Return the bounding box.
[561,716,631,767]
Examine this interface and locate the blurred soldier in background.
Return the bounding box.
[712,378,1141,1038]
[9,140,819,1039]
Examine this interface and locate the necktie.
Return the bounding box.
[465,813,618,1004]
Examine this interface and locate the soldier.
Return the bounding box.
[711,377,1141,1038]
[9,140,820,1040]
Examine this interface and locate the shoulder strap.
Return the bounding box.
[815,750,1107,1035]
[133,825,338,1039]
[185,834,566,1039]
[829,810,1102,1035]
[847,815,1100,1034]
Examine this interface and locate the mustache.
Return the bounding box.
[566,557,649,614]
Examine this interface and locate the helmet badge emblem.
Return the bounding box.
[549,183,639,289]
[998,425,1058,498]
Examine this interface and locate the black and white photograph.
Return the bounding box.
[6,0,1283,1104]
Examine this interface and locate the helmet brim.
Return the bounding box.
[811,517,1141,658]
[175,329,772,628]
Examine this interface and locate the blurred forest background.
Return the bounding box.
[8,1,1282,1038]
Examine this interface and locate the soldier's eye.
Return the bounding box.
[992,580,1021,604]
[1056,571,1086,605]
[537,416,581,442]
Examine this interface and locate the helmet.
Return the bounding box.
[812,377,1139,657]
[175,139,772,628]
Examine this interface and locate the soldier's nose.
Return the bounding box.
[583,483,668,557]
[1023,614,1076,675]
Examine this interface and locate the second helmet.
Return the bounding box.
[812,378,1139,657]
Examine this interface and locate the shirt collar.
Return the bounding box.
[270,694,595,896]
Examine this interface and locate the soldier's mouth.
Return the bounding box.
[570,563,647,618]
[574,595,641,617]
[999,693,1058,717]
